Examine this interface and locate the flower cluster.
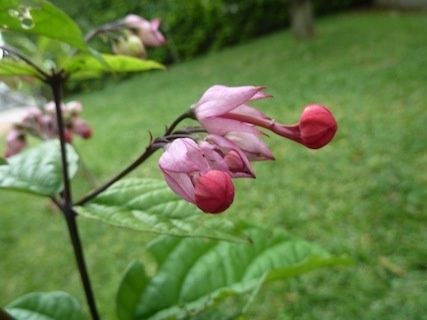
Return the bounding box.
[159,85,337,214]
[4,101,92,158]
[112,14,166,58]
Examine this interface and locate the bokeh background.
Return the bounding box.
[1,0,426,319]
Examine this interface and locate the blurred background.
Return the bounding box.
[1,0,427,319]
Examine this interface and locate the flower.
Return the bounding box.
[3,101,93,156]
[193,85,337,149]
[193,85,275,159]
[66,101,83,115]
[4,129,26,158]
[199,134,254,178]
[123,14,166,47]
[194,170,234,214]
[159,138,236,213]
[72,118,92,139]
[298,104,338,149]
[159,138,210,203]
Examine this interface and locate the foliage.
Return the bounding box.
[50,0,372,63]
[0,1,348,319]
[116,226,349,320]
[6,291,86,320]
[0,140,78,196]
[1,11,425,319]
[75,178,250,242]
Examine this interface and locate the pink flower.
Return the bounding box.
[193,85,337,149]
[22,107,42,125]
[72,118,92,139]
[159,138,235,213]
[123,14,166,47]
[39,114,57,138]
[65,101,83,115]
[5,130,26,158]
[159,138,210,203]
[193,85,275,159]
[224,131,274,161]
[199,134,254,178]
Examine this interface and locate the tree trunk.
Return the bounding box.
[289,0,315,40]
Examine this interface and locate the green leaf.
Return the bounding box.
[6,291,86,320]
[116,262,151,320]
[0,157,7,165]
[0,0,87,50]
[63,54,165,79]
[0,59,39,76]
[75,178,249,243]
[116,226,351,320]
[0,140,79,196]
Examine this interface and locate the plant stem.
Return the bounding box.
[75,144,159,206]
[165,109,194,136]
[0,45,49,80]
[50,74,100,320]
[76,110,195,206]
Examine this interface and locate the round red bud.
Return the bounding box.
[299,104,337,149]
[64,129,73,143]
[72,118,92,139]
[194,170,235,214]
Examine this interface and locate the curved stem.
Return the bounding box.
[164,109,195,136]
[75,144,160,206]
[49,74,100,320]
[76,110,196,206]
[84,22,123,43]
[0,45,49,80]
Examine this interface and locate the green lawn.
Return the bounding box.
[1,10,427,320]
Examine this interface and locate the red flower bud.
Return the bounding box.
[194,170,235,214]
[64,129,73,143]
[224,150,247,173]
[299,104,337,149]
[72,118,92,139]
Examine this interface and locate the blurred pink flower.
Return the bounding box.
[65,101,83,115]
[123,14,166,47]
[72,118,92,139]
[5,130,26,158]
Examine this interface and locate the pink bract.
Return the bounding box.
[194,170,235,214]
[123,14,166,47]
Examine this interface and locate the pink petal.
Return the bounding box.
[198,141,230,172]
[124,14,146,28]
[150,18,161,30]
[159,138,208,173]
[251,89,272,101]
[200,118,260,136]
[225,131,275,161]
[195,85,265,118]
[205,134,255,177]
[162,171,195,203]
[231,104,269,119]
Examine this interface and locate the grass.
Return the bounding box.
[1,10,427,320]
